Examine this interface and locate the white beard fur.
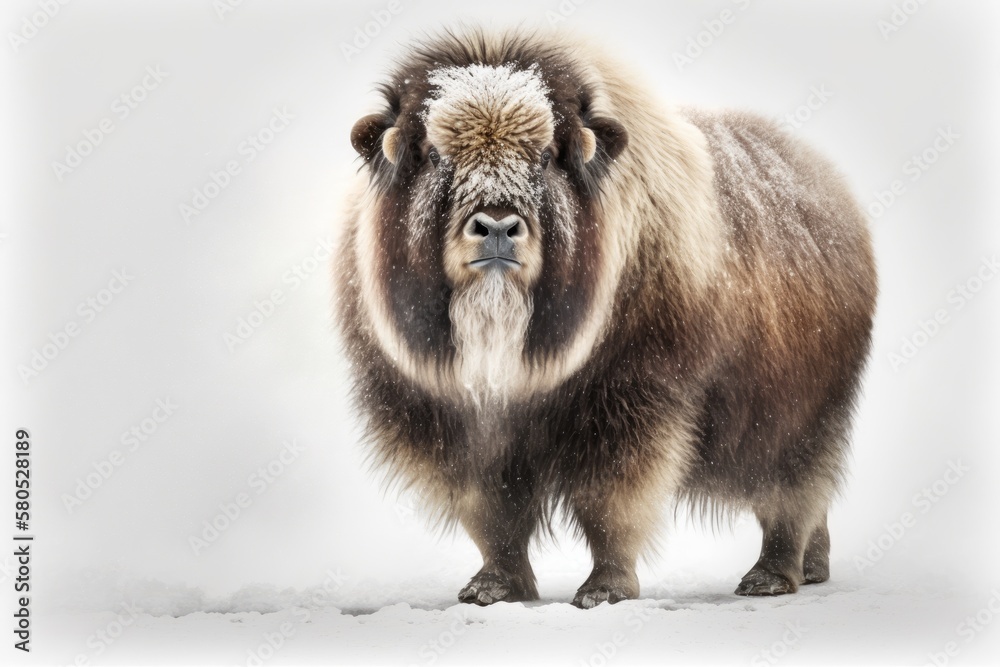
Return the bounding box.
[449,271,533,410]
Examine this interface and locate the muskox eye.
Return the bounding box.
[541,149,553,170]
[428,147,440,168]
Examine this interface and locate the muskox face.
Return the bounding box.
[349,52,628,402]
[422,64,552,292]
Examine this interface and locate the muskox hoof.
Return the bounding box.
[572,585,633,609]
[573,571,639,609]
[458,571,536,606]
[802,560,829,585]
[734,568,797,596]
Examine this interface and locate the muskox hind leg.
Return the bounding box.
[735,496,828,596]
[457,481,541,606]
[802,515,831,585]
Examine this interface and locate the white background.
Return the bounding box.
[2,0,998,664]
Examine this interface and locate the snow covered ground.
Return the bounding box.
[39,558,1000,665]
[3,0,1000,664]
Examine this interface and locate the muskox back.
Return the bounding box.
[336,29,876,607]
[678,109,876,517]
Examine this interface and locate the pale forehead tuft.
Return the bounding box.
[425,63,552,118]
[424,63,554,155]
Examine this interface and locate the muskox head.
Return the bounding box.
[348,35,628,403]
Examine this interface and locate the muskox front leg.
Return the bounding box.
[569,485,650,609]
[736,500,828,596]
[456,482,540,606]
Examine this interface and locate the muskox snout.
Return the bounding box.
[464,208,527,270]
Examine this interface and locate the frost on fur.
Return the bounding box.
[425,64,554,211]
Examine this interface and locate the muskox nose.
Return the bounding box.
[464,209,527,270]
[465,212,526,240]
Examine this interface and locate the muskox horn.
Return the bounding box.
[381,127,401,165]
[580,127,597,163]
[582,117,629,163]
[350,113,395,162]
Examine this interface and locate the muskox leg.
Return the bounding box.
[457,484,540,606]
[802,514,831,585]
[569,486,648,608]
[735,497,827,596]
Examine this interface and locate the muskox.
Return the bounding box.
[335,29,877,608]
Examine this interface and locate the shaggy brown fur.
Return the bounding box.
[335,28,877,608]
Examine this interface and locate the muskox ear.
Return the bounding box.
[350,113,396,162]
[582,117,628,163]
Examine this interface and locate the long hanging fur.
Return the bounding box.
[335,27,877,607]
